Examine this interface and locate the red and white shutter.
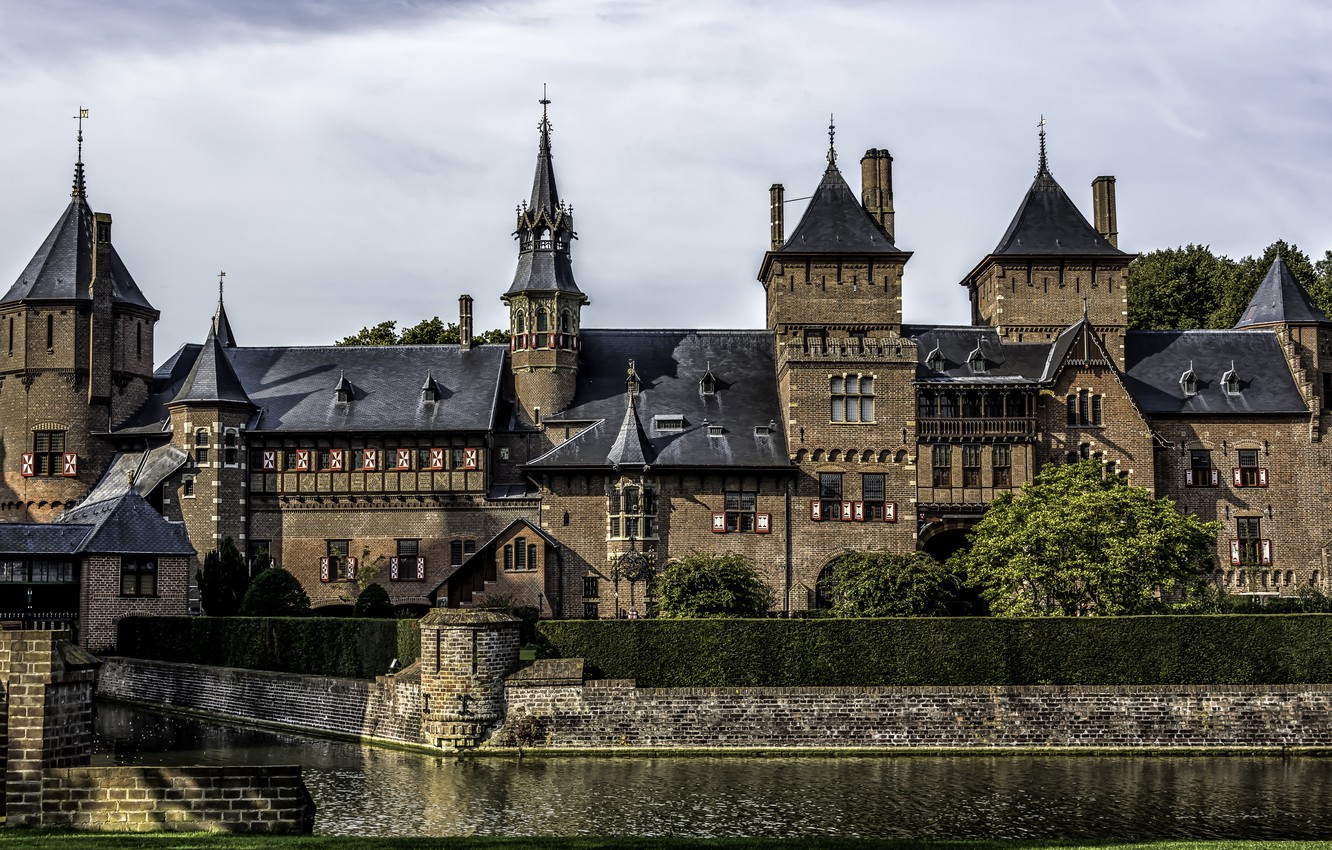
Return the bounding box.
[809,500,822,521]
[1258,468,1269,487]
[1260,539,1273,566]
[755,513,771,534]
[363,449,378,471]
[1210,469,1220,487]
[397,448,412,470]
[346,557,358,580]
[711,512,726,533]
[840,500,853,521]
[853,501,865,522]
[389,557,400,581]
[61,452,78,477]
[429,448,445,470]
[884,501,897,523]
[415,557,426,580]
[262,450,277,471]
[329,449,344,471]
[1232,467,1242,487]
[1229,539,1241,566]
[462,448,479,470]
[1185,469,1195,487]
[320,557,331,582]
[20,453,33,477]
[295,449,311,471]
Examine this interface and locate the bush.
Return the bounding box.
[118,617,421,678]
[823,551,958,617]
[352,583,395,618]
[654,553,773,618]
[239,568,311,616]
[196,536,249,617]
[535,615,1332,688]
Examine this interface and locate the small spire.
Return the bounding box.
[71,106,89,200]
[538,83,552,151]
[1037,114,1049,176]
[217,270,226,305]
[826,113,837,166]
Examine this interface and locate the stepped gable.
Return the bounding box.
[778,159,902,255]
[526,330,788,469]
[906,325,1051,382]
[169,321,253,407]
[1234,256,1330,328]
[1123,330,1307,414]
[118,343,507,434]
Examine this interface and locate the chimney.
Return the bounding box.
[860,149,894,242]
[458,294,474,350]
[769,184,785,250]
[1092,176,1118,248]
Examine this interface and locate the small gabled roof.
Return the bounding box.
[57,491,195,556]
[1234,256,1330,328]
[778,162,903,255]
[169,321,253,408]
[905,325,1050,383]
[425,517,561,600]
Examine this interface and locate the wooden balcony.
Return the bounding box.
[917,416,1037,441]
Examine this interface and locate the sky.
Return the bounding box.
[1,0,1329,364]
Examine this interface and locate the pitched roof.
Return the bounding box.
[123,343,507,434]
[905,325,1051,383]
[990,167,1126,258]
[1234,256,1330,328]
[169,322,253,407]
[1,195,154,309]
[527,330,789,470]
[0,523,94,555]
[426,517,561,600]
[57,491,195,556]
[1123,330,1307,414]
[778,163,903,254]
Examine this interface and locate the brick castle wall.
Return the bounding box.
[80,555,190,653]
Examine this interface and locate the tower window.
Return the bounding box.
[46,314,53,351]
[182,476,195,498]
[515,312,526,334]
[136,322,142,360]
[223,429,239,465]
[830,375,874,423]
[33,430,66,477]
[7,317,12,356]
[536,308,549,333]
[819,473,842,519]
[610,482,657,540]
[560,310,572,334]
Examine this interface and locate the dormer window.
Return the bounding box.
[967,346,986,374]
[707,425,724,437]
[926,345,945,372]
[653,415,685,433]
[334,373,353,404]
[754,424,771,437]
[700,366,717,396]
[1222,365,1241,396]
[422,372,440,404]
[1180,367,1197,397]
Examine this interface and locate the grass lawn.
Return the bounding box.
[3,836,1332,850]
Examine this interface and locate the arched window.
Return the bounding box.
[514,312,525,334]
[560,310,572,334]
[536,308,549,333]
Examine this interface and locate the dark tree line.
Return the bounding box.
[337,317,509,346]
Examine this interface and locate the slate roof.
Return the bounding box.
[504,106,585,299]
[905,325,1051,383]
[0,523,94,556]
[57,491,195,556]
[1234,256,1330,328]
[121,343,507,434]
[214,298,238,347]
[1,195,154,309]
[989,166,1126,257]
[80,445,189,507]
[506,247,583,297]
[169,321,253,407]
[1123,330,1308,414]
[528,330,789,469]
[605,396,653,468]
[778,162,903,255]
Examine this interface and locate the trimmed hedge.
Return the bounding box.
[535,615,1332,687]
[117,617,421,679]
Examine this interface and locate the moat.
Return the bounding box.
[93,702,1332,839]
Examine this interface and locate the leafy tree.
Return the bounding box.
[821,550,958,617]
[1126,245,1232,330]
[955,460,1219,617]
[239,568,312,616]
[654,553,774,618]
[352,583,395,618]
[196,536,249,617]
[337,316,508,346]
[1209,240,1316,328]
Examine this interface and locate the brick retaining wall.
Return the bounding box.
[41,766,314,833]
[97,657,421,747]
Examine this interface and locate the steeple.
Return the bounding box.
[213,270,237,348]
[607,373,653,469]
[1037,114,1049,177]
[169,320,252,408]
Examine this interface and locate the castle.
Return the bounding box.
[2,103,1328,650]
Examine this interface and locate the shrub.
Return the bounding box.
[823,551,958,617]
[196,536,249,616]
[352,583,395,618]
[239,568,311,617]
[654,553,773,618]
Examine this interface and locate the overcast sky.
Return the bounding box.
[1,0,1329,364]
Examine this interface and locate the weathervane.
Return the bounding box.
[1037,114,1048,174]
[827,113,837,165]
[217,270,226,303]
[71,107,89,198]
[539,83,552,137]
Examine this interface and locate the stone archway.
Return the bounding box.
[918,517,985,615]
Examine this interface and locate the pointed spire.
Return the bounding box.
[71,107,88,200]
[530,83,559,214]
[1037,114,1049,176]
[826,113,837,167]
[607,365,653,469]
[169,319,252,407]
[213,270,237,348]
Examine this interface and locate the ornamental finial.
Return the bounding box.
[71,106,89,199]
[1037,114,1049,175]
[827,113,837,166]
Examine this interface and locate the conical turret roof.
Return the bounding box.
[779,161,902,254]
[606,394,652,468]
[991,162,1125,257]
[169,319,253,407]
[1235,255,1330,328]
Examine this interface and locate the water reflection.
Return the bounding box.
[94,702,1332,839]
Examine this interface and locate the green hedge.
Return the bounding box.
[535,615,1332,687]
[117,617,421,679]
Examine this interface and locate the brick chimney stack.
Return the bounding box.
[769,184,784,250]
[459,294,474,349]
[860,149,895,242]
[1092,175,1118,248]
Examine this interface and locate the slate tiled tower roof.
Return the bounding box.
[1235,256,1330,328]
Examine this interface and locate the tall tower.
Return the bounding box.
[0,116,158,521]
[503,93,588,427]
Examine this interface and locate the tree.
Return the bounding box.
[352,583,395,618]
[1209,240,1316,328]
[196,536,249,617]
[1126,245,1232,330]
[239,568,311,616]
[337,316,508,346]
[654,553,774,618]
[821,551,957,617]
[954,460,1219,617]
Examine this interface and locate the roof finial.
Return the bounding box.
[1037,114,1049,176]
[217,270,226,305]
[826,113,837,166]
[539,83,551,144]
[71,106,89,199]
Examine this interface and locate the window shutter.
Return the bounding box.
[320,557,331,582]
[853,501,865,522]
[429,448,445,470]
[1258,468,1269,487]
[416,557,426,580]
[262,450,277,471]
[61,452,78,477]
[346,557,358,580]
[1185,469,1194,487]
[1261,539,1273,566]
[711,512,726,533]
[20,453,33,477]
[389,557,400,581]
[809,500,821,521]
[884,501,897,523]
[295,449,310,471]
[1229,539,1241,566]
[329,449,344,471]
[1210,469,1220,487]
[1232,467,1242,487]
[547,333,555,349]
[840,501,853,521]
[755,513,771,534]
[463,448,479,470]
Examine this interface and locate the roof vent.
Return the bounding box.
[707,425,725,438]
[1180,363,1197,398]
[1221,361,1241,396]
[753,424,771,437]
[926,344,945,372]
[653,415,685,433]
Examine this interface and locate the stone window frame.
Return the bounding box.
[609,479,657,541]
[961,444,983,487]
[1235,516,1263,567]
[829,373,875,423]
[222,428,240,466]
[992,444,1012,487]
[817,472,842,519]
[931,444,951,487]
[32,429,66,477]
[860,472,889,521]
[181,475,195,498]
[120,556,158,598]
[724,490,757,532]
[1066,389,1104,427]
